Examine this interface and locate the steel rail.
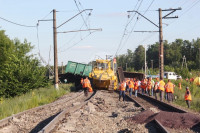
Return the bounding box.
[120,91,170,133]
[0,91,84,129]
[137,93,187,113]
[38,90,97,133]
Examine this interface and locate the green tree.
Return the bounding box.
[133,45,145,71]
[0,30,48,97]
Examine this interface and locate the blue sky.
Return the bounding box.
[0,0,200,66]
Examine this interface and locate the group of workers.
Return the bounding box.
[118,77,192,108]
[80,77,93,96]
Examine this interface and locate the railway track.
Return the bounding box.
[125,91,200,133]
[0,91,87,133]
[127,92,187,113]
[38,91,96,133]
[47,90,145,133]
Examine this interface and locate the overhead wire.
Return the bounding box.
[36,10,53,55]
[116,0,145,54]
[117,0,156,54]
[179,0,200,17]
[36,25,40,54]
[114,0,141,57]
[58,30,98,53]
[0,16,36,27]
[166,0,200,28]
[135,0,200,50]
[73,0,90,31]
[78,0,91,28]
[58,12,91,50]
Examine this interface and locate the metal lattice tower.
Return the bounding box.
[181,55,187,69]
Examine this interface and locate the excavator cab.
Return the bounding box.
[89,59,118,90]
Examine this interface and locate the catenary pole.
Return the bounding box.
[159,8,164,80]
[53,9,59,89]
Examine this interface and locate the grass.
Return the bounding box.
[169,79,200,112]
[0,83,73,120]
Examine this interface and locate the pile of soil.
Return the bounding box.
[128,109,200,129]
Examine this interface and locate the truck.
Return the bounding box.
[164,72,182,80]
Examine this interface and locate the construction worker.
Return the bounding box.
[83,77,91,96]
[141,79,147,95]
[147,78,152,96]
[154,79,159,100]
[158,78,165,101]
[128,79,134,96]
[138,79,141,93]
[119,80,126,101]
[185,87,192,108]
[178,82,182,90]
[165,79,175,102]
[126,78,130,92]
[134,79,139,97]
[150,77,155,96]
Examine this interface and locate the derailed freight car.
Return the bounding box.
[59,61,92,88]
[117,67,144,83]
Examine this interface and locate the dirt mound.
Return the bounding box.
[128,110,200,129]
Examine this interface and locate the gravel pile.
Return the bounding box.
[54,91,147,133]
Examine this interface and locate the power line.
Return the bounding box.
[116,0,147,54]
[58,30,98,53]
[0,16,36,27]
[165,0,200,28]
[36,25,40,54]
[77,0,91,28]
[41,10,53,20]
[36,10,53,55]
[180,0,200,17]
[58,13,91,50]
[73,0,90,31]
[130,0,198,51]
[117,0,156,54]
[114,0,141,56]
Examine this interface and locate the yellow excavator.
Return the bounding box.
[89,59,118,90]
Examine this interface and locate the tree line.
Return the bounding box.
[0,30,48,98]
[116,38,200,78]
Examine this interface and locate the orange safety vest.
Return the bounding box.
[83,79,90,88]
[147,81,152,90]
[134,81,139,90]
[158,80,165,91]
[165,82,174,93]
[128,81,134,88]
[88,86,93,92]
[178,83,182,90]
[120,82,126,91]
[141,81,146,89]
[185,90,192,101]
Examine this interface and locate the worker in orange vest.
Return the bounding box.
[134,79,139,97]
[158,78,165,102]
[83,77,91,96]
[141,79,147,95]
[185,87,192,108]
[119,80,126,101]
[128,79,134,96]
[165,79,175,102]
[178,82,182,90]
[147,78,152,96]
